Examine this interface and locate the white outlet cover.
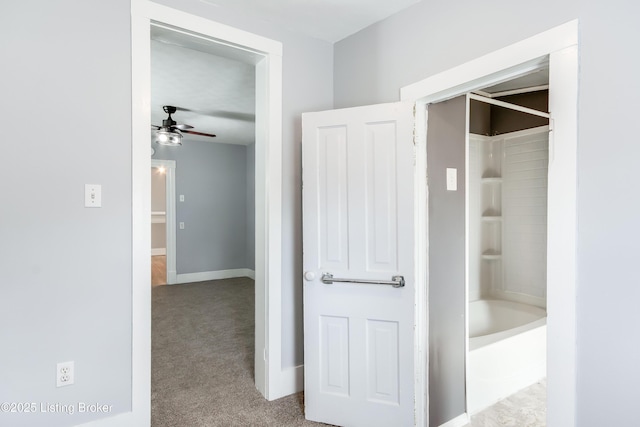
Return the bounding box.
[446,168,457,191]
[56,361,74,387]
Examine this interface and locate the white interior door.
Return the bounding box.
[302,102,416,427]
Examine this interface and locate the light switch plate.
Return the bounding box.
[85,184,102,207]
[446,168,457,191]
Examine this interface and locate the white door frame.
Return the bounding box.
[401,20,579,427]
[113,1,284,425]
[151,159,176,284]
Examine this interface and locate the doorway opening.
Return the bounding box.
[132,4,285,423]
[402,20,578,427]
[466,72,550,417]
[151,158,176,286]
[151,165,167,286]
[150,24,256,286]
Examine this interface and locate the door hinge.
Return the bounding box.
[263,348,267,361]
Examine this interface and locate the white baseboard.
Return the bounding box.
[175,268,256,284]
[439,413,470,427]
[76,412,136,427]
[151,248,166,256]
[278,365,304,398]
[167,270,177,285]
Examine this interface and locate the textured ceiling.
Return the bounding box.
[151,31,256,146]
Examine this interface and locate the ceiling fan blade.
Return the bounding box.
[172,107,255,122]
[150,124,161,130]
[182,129,217,138]
[206,110,255,122]
[173,123,194,130]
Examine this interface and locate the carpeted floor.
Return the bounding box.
[152,277,329,426]
[153,278,545,426]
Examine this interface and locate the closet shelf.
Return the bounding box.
[481,215,502,222]
[482,254,502,260]
[151,211,166,224]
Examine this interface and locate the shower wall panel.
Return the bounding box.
[469,127,548,308]
[501,129,549,307]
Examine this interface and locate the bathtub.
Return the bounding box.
[467,299,547,414]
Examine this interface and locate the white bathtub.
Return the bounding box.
[467,299,547,414]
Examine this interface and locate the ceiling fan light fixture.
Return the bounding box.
[155,129,183,146]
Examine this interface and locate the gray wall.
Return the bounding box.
[246,143,256,270]
[334,1,640,425]
[1,0,332,424]
[154,141,250,273]
[5,0,637,425]
[427,96,467,425]
[0,1,132,426]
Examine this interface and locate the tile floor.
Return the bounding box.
[466,379,546,427]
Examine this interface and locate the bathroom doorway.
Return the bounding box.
[466,73,550,416]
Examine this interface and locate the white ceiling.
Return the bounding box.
[152,1,549,148]
[199,0,423,43]
[150,1,424,148]
[151,32,256,146]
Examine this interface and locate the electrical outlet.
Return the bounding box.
[57,361,74,387]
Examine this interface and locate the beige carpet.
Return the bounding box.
[152,277,329,426]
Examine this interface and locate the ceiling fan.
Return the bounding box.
[151,105,216,146]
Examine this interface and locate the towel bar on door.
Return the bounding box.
[320,273,405,288]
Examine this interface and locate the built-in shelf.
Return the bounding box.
[479,139,503,287]
[151,211,166,224]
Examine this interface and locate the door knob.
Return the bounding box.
[304,271,315,281]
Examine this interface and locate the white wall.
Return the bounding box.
[0,1,133,426]
[247,143,256,270]
[334,0,640,425]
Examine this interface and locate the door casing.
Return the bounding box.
[402,20,579,426]
[126,1,284,426]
